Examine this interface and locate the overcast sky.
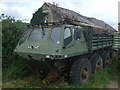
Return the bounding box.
[0,0,119,30]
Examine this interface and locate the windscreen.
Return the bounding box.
[26,27,61,46]
[19,29,31,45]
[29,28,49,42]
[51,27,61,46]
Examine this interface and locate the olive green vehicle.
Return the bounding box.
[15,22,114,85]
[15,2,116,85]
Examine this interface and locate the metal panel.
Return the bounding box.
[113,33,120,50]
[92,34,113,51]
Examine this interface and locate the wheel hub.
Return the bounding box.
[81,67,89,80]
[95,60,103,72]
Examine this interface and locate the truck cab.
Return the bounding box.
[15,24,88,61]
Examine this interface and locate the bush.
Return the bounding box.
[1,14,27,68]
[3,57,34,79]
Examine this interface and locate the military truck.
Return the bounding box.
[15,2,116,85]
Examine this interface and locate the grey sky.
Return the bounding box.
[0,0,119,30]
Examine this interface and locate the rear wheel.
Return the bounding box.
[70,58,91,85]
[90,54,103,73]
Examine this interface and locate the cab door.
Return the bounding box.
[73,26,88,54]
[62,26,76,55]
[63,27,73,47]
[63,26,88,57]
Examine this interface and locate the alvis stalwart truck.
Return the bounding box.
[14,2,117,85]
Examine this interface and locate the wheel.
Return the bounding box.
[90,54,103,73]
[55,59,70,81]
[57,60,67,76]
[70,58,91,85]
[101,51,112,67]
[26,60,50,78]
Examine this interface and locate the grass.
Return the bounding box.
[2,59,119,88]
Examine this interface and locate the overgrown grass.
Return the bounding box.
[78,60,119,88]
[2,59,119,88]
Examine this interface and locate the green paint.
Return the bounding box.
[15,24,114,61]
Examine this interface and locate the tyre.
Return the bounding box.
[101,52,112,67]
[26,60,50,78]
[70,58,91,85]
[57,59,67,76]
[90,54,103,73]
[55,59,70,81]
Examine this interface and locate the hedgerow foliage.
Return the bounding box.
[1,14,27,68]
[1,14,35,79]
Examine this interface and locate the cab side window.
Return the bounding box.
[64,28,72,46]
[74,28,81,40]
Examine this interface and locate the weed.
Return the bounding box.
[2,60,119,88]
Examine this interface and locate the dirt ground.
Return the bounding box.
[107,81,118,88]
[107,73,119,88]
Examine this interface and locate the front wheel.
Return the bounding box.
[70,58,91,85]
